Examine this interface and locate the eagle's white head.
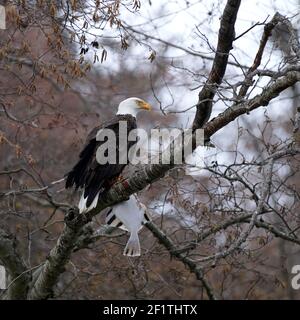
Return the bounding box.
[116,97,152,117]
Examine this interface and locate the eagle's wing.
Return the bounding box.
[65,115,137,208]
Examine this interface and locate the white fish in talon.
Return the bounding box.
[105,195,151,257]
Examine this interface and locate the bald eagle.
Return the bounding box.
[65,97,151,213]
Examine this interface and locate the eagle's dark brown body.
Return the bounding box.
[65,114,137,208]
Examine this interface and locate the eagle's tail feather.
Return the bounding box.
[78,190,99,214]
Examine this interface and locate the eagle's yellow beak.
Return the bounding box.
[137,100,152,111]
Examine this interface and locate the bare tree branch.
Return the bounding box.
[145,221,216,300]
[0,229,30,299]
[192,0,241,130]
[27,212,84,300]
[123,23,250,70]
[237,13,282,99]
